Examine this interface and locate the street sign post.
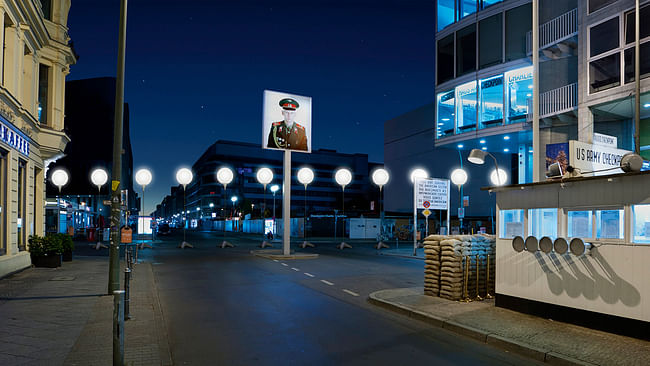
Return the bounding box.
[422,209,431,238]
[415,178,450,253]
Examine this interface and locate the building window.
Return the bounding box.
[632,204,650,243]
[528,208,557,238]
[504,66,532,124]
[589,0,618,14]
[436,90,455,138]
[455,80,477,133]
[567,210,593,238]
[505,4,531,62]
[18,160,26,251]
[481,0,502,9]
[41,0,52,21]
[437,34,455,85]
[595,209,624,239]
[438,0,456,31]
[456,24,476,76]
[624,43,650,82]
[624,4,650,44]
[38,64,50,124]
[459,0,477,19]
[479,74,503,128]
[590,17,619,57]
[499,209,524,239]
[589,53,620,93]
[479,14,503,69]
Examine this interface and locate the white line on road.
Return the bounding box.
[304,273,315,277]
[320,280,334,286]
[343,289,360,297]
[291,267,300,271]
[273,259,279,262]
[281,263,288,266]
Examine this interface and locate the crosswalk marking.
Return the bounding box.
[343,289,360,297]
[281,263,288,266]
[304,273,315,277]
[291,267,300,271]
[320,280,334,286]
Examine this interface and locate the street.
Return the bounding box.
[144,231,539,365]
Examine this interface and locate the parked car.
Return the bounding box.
[157,223,171,236]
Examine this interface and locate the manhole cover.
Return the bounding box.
[49,276,76,281]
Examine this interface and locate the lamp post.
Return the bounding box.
[135,169,153,249]
[176,168,193,248]
[51,169,69,235]
[231,196,238,226]
[450,168,468,234]
[372,168,390,249]
[334,168,352,249]
[217,167,234,248]
[468,149,507,233]
[410,168,428,256]
[91,168,109,250]
[297,167,315,248]
[256,167,273,248]
[270,184,279,238]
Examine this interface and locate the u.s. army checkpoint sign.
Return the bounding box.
[416,178,449,210]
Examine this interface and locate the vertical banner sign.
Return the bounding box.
[416,178,449,210]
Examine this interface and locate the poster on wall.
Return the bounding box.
[262,90,312,153]
[546,142,570,172]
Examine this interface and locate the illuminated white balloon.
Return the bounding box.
[410,168,428,183]
[450,168,468,186]
[490,168,508,186]
[90,168,108,188]
[256,167,273,185]
[176,168,193,186]
[51,169,69,189]
[371,168,389,187]
[334,168,352,187]
[135,168,152,187]
[217,167,234,186]
[297,167,314,186]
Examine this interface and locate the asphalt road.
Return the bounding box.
[145,231,541,366]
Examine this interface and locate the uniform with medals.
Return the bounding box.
[267,98,308,151]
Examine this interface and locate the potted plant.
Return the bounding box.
[29,234,63,268]
[60,233,74,261]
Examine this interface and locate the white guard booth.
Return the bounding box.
[492,171,650,324]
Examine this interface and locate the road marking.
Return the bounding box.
[273,259,279,262]
[304,273,315,277]
[291,267,300,271]
[320,280,334,286]
[343,289,360,297]
[281,263,288,266]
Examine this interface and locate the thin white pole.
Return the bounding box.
[283,150,291,256]
[532,0,540,182]
[413,179,417,256]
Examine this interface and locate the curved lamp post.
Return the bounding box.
[135,168,153,249]
[450,168,468,234]
[297,167,315,248]
[334,168,352,249]
[90,168,109,249]
[51,168,69,234]
[176,168,193,248]
[410,168,428,256]
[468,149,506,234]
[217,167,234,248]
[372,168,390,249]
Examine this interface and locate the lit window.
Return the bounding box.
[455,81,477,133]
[504,66,532,124]
[595,209,624,239]
[436,91,455,138]
[499,209,524,239]
[528,208,557,238]
[459,0,477,19]
[567,210,593,238]
[479,75,504,128]
[632,204,650,243]
[437,0,455,31]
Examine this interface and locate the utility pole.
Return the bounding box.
[108,0,128,294]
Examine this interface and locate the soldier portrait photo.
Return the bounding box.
[262,90,312,153]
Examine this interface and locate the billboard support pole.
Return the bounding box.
[283,149,291,256]
[447,181,451,235]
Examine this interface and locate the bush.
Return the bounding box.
[28,234,64,257]
[58,233,74,252]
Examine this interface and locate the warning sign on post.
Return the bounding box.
[416,178,449,210]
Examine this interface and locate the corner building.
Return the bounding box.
[0,0,75,278]
[435,0,650,181]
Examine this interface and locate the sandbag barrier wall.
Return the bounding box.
[423,234,496,301]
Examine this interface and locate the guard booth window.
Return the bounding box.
[499,209,523,239]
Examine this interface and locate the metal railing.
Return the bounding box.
[527,8,578,54]
[526,82,578,121]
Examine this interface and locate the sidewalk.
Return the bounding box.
[369,287,650,366]
[0,256,172,366]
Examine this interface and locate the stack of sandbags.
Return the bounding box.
[438,238,466,300]
[422,235,445,296]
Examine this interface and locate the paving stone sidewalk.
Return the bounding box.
[0,256,172,366]
[369,287,650,366]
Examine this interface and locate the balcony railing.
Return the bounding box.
[526,8,578,54]
[526,83,578,121]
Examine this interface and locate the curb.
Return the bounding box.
[368,292,597,366]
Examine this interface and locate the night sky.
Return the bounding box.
[67,0,435,214]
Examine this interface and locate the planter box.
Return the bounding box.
[31,254,62,268]
[62,251,73,262]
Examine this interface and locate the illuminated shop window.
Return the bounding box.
[459,0,477,20]
[504,66,532,124]
[632,204,650,243]
[567,210,593,238]
[455,80,477,133]
[438,0,455,31]
[595,209,624,239]
[479,75,503,128]
[437,91,455,138]
[499,209,524,239]
[482,0,502,9]
[528,208,557,238]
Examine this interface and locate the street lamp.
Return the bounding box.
[51,168,69,234]
[410,168,428,256]
[490,169,508,186]
[334,168,352,249]
[256,167,273,248]
[217,167,234,248]
[468,148,503,186]
[371,168,390,249]
[450,168,468,233]
[176,167,193,248]
[90,168,109,249]
[297,167,315,248]
[135,168,153,249]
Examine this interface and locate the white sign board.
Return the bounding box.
[416,178,449,210]
[569,140,631,176]
[262,90,312,153]
[593,133,617,148]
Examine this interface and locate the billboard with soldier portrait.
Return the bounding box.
[262,90,312,153]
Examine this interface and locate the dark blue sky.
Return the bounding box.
[67,0,435,213]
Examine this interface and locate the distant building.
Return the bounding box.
[0,0,76,278]
[153,140,382,227]
[45,77,138,235]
